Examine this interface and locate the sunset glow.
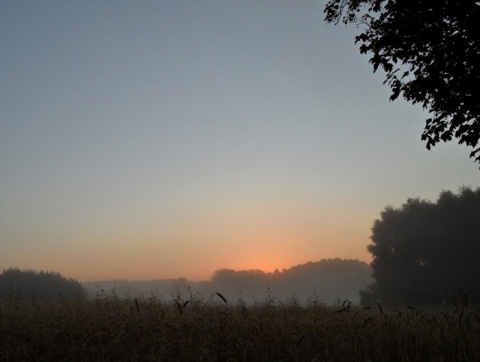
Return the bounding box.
[1,1,478,283]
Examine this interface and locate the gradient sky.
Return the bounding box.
[1,1,478,282]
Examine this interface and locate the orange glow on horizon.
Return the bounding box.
[5,207,374,283]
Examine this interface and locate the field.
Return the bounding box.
[1,291,479,361]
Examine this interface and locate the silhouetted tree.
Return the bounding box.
[324,0,480,165]
[363,187,480,305]
[0,268,87,300]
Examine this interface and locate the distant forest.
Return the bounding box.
[0,268,86,300]
[83,259,372,305]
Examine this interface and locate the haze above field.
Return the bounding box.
[1,1,478,282]
[82,259,372,305]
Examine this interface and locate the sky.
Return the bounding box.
[1,1,478,282]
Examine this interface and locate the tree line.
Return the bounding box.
[0,268,86,300]
[208,259,372,305]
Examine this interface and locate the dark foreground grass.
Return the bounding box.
[1,293,479,361]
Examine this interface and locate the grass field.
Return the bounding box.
[1,291,479,361]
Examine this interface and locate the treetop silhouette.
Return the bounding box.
[325,0,480,165]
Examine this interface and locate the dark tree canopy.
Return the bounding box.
[324,0,480,164]
[363,187,480,305]
[0,268,87,300]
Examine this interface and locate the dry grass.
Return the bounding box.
[1,292,479,361]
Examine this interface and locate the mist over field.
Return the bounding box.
[82,258,372,305]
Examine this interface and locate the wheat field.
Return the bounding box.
[1,291,479,361]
